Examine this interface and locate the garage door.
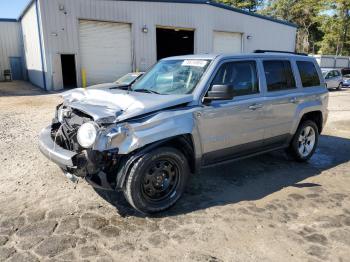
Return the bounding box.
[79,20,132,86]
[213,31,242,54]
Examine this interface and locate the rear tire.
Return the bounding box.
[123,147,189,214]
[288,120,319,162]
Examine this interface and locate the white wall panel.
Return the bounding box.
[0,21,23,81]
[21,3,44,88]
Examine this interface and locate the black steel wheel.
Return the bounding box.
[123,147,189,214]
[141,158,180,202]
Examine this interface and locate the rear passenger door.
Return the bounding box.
[261,59,299,147]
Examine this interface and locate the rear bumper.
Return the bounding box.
[38,126,76,168]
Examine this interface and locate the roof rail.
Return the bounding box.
[254,50,308,56]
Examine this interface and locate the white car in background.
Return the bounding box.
[88,72,144,90]
[322,68,343,90]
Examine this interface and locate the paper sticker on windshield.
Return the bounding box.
[182,60,208,67]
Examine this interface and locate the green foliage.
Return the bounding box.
[322,0,350,56]
[215,0,263,12]
[260,0,327,53]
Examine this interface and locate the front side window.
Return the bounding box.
[211,61,259,96]
[296,61,321,87]
[326,71,334,79]
[263,60,296,92]
[132,59,210,95]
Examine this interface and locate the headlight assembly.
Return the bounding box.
[77,122,98,148]
[57,108,64,122]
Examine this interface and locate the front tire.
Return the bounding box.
[123,147,189,214]
[337,83,342,90]
[288,120,319,162]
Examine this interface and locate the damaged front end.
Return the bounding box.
[39,87,197,191]
[39,104,128,190]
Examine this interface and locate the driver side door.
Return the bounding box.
[197,60,265,165]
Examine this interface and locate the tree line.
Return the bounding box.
[216,0,350,56]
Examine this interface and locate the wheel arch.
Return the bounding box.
[299,111,323,133]
[291,98,326,135]
[115,134,198,190]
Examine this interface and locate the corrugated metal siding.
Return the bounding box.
[37,0,296,90]
[0,21,23,81]
[21,2,44,88]
[313,55,350,68]
[335,57,350,68]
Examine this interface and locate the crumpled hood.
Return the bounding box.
[61,88,194,122]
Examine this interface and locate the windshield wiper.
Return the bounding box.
[109,84,130,90]
[133,89,161,95]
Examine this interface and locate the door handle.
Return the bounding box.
[248,104,263,110]
[289,97,298,104]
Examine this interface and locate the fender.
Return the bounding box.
[290,99,324,135]
[95,107,203,157]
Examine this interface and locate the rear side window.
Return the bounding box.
[212,61,259,96]
[263,60,296,92]
[296,61,321,87]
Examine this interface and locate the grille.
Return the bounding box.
[52,108,93,151]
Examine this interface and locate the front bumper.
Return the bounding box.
[39,126,76,168]
[39,125,118,190]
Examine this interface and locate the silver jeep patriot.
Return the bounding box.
[39,52,328,214]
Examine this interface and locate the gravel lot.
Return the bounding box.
[0,81,350,262]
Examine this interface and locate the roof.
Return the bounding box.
[0,18,18,22]
[17,0,297,28]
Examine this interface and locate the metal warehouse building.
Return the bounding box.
[4,0,297,90]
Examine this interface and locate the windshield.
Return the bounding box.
[132,59,210,95]
[322,71,329,77]
[115,73,141,85]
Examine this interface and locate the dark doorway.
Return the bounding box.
[156,28,194,60]
[61,54,77,89]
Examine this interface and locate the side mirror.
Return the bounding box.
[204,84,234,101]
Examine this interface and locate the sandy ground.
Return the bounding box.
[0,81,350,262]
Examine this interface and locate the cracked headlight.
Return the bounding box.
[77,122,98,148]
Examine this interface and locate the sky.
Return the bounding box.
[0,0,30,19]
